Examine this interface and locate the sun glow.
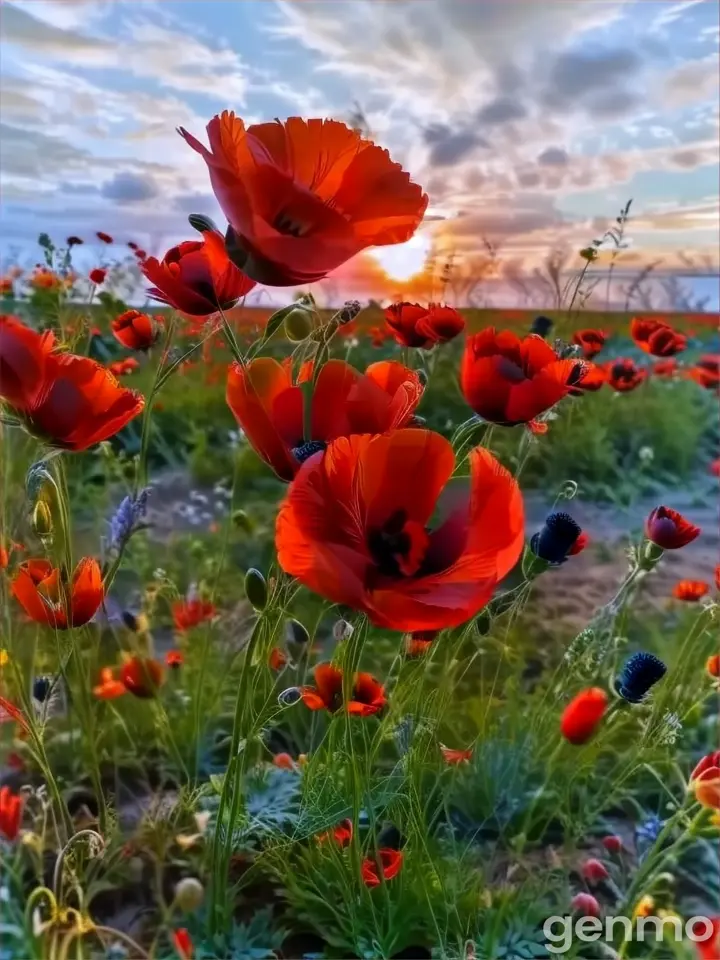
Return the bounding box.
[369,232,433,282]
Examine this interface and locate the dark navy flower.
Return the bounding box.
[291,440,326,464]
[108,488,150,550]
[530,512,583,564]
[530,315,554,339]
[615,652,667,703]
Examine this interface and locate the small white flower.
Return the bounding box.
[639,446,654,463]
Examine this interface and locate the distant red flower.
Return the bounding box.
[716,564,720,591]
[601,835,623,854]
[645,506,700,550]
[165,650,184,669]
[709,458,720,477]
[693,916,720,960]
[572,329,608,359]
[707,654,720,678]
[686,354,720,391]
[581,858,609,882]
[268,647,287,670]
[172,928,193,960]
[653,358,678,377]
[179,113,428,286]
[112,309,162,351]
[461,329,584,427]
[0,545,8,570]
[571,893,600,917]
[630,317,687,357]
[405,630,436,658]
[142,230,255,320]
[672,580,709,602]
[421,304,465,343]
[277,430,524,632]
[12,558,103,629]
[300,663,386,716]
[273,752,295,770]
[172,598,216,632]
[93,667,126,700]
[560,688,608,745]
[569,362,605,394]
[0,323,143,450]
[384,302,433,348]
[605,358,647,392]
[0,696,29,732]
[317,818,353,846]
[227,357,423,481]
[441,745,473,764]
[120,657,164,698]
[361,848,404,887]
[89,268,107,285]
[369,325,389,348]
[0,785,23,842]
[109,358,139,377]
[96,231,113,244]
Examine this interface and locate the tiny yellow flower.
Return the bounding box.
[633,895,655,919]
[0,649,9,668]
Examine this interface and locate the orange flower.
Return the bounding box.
[273,752,295,770]
[268,647,287,670]
[227,357,423,481]
[0,785,23,842]
[179,113,428,286]
[165,650,184,668]
[112,309,162,351]
[172,598,216,632]
[361,848,403,887]
[706,654,720,678]
[120,656,164,698]
[560,688,608,745]
[690,751,720,809]
[672,580,709,602]
[172,928,193,960]
[142,230,255,320]
[460,329,584,427]
[11,558,103,629]
[276,430,524,632]
[441,745,473,765]
[605,358,647,392]
[300,663,386,716]
[317,818,353,846]
[93,667,126,700]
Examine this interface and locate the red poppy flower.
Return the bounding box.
[109,358,139,377]
[581,858,609,882]
[605,358,647,392]
[11,558,103,629]
[0,545,8,570]
[560,687,608,745]
[273,752,295,770]
[572,329,608,359]
[569,362,605,394]
[96,231,113,244]
[404,630,436,658]
[645,506,700,550]
[316,818,353,846]
[716,564,720,591]
[277,430,524,631]
[690,751,720,809]
[361,848,404,887]
[120,656,164,698]
[268,647,287,670]
[570,893,600,917]
[383,302,435,348]
[93,667,126,700]
[370,325,389,348]
[227,357,424,481]
[89,268,107,285]
[3,340,143,450]
[460,329,584,427]
[694,917,720,960]
[441,745,473,764]
[0,314,57,411]
[142,230,255,320]
[172,928,193,960]
[419,304,466,343]
[630,317,687,356]
[707,654,720,678]
[300,663,386,716]
[172,598,216,632]
[653,358,678,377]
[672,579,709,602]
[709,458,720,477]
[165,650,184,668]
[112,309,162,351]
[180,113,428,286]
[0,785,23,842]
[601,835,623,854]
[686,354,720,391]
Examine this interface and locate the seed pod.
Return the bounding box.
[244,568,268,610]
[286,618,309,645]
[32,500,53,539]
[284,306,314,342]
[278,686,302,706]
[332,619,354,642]
[174,877,205,913]
[232,509,253,533]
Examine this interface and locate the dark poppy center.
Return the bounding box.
[274,210,311,238]
[495,356,527,383]
[368,510,428,578]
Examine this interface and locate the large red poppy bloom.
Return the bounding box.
[276,430,524,631]
[630,317,687,357]
[300,663,386,716]
[361,848,404,887]
[605,358,647,392]
[384,302,465,348]
[11,558,103,629]
[460,329,584,426]
[227,357,423,481]
[179,113,428,286]
[0,314,56,411]
[112,309,162,351]
[142,229,255,320]
[645,506,700,550]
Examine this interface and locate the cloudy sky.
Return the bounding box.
[1,0,718,304]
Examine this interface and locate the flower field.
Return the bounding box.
[0,114,719,960]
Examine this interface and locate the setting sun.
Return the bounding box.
[370,232,433,282]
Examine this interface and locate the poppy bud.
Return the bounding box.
[231,509,253,533]
[614,651,666,703]
[560,687,608,745]
[286,618,309,645]
[188,213,220,235]
[338,299,362,324]
[645,506,700,550]
[89,268,106,285]
[571,892,600,917]
[332,619,354,642]
[284,306,314,342]
[530,315,554,339]
[244,568,267,610]
[278,686,302,706]
[531,512,583,565]
[581,858,610,882]
[174,877,204,913]
[707,654,720,678]
[31,500,53,539]
[602,835,623,854]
